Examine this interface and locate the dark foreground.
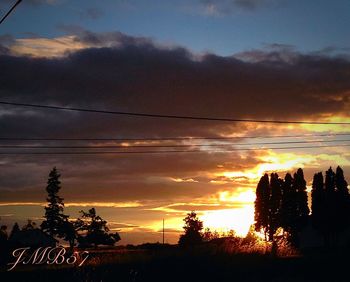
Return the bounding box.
[1,246,350,282]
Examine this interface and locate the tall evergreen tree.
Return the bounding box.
[41,167,68,239]
[255,169,309,247]
[334,166,350,234]
[335,166,349,196]
[294,168,309,230]
[325,167,336,194]
[254,174,270,241]
[280,173,298,245]
[324,167,337,245]
[311,172,325,233]
[269,173,282,241]
[284,168,310,246]
[311,167,350,247]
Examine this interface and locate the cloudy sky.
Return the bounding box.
[0,0,349,244]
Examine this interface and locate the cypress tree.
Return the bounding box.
[254,174,270,241]
[335,166,349,196]
[334,166,350,233]
[280,173,298,245]
[269,173,282,241]
[311,172,325,233]
[325,167,337,245]
[311,167,350,247]
[294,168,309,230]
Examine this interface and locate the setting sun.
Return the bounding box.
[201,205,254,237]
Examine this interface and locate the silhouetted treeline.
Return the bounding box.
[0,167,121,263]
[311,166,349,247]
[254,166,350,249]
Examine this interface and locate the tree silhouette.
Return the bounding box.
[334,166,350,234]
[75,208,120,248]
[0,225,8,264]
[178,211,203,246]
[324,167,337,246]
[255,169,309,247]
[23,219,37,230]
[269,173,282,241]
[41,167,68,239]
[0,225,8,241]
[9,222,20,240]
[61,220,77,251]
[336,166,349,196]
[280,173,298,245]
[294,168,309,246]
[311,166,350,247]
[254,174,270,241]
[311,172,325,234]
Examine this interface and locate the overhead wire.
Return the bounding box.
[1,101,350,125]
[0,144,349,155]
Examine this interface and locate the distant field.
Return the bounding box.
[1,245,350,282]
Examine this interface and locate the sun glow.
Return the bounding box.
[220,152,316,182]
[201,205,254,237]
[218,190,256,203]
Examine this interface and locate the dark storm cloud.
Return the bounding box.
[0,150,261,202]
[74,30,152,47]
[0,30,350,203]
[0,34,14,55]
[0,30,349,140]
[0,34,14,45]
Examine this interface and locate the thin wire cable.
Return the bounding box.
[0,139,349,149]
[1,101,349,125]
[0,144,349,155]
[0,0,22,25]
[0,133,349,142]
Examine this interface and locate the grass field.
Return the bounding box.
[1,243,350,282]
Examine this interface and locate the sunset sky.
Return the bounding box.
[0,0,350,244]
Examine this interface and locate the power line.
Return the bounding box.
[0,133,350,142]
[1,101,349,125]
[0,139,349,149]
[0,0,22,25]
[0,144,349,155]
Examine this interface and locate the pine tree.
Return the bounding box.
[41,167,68,239]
